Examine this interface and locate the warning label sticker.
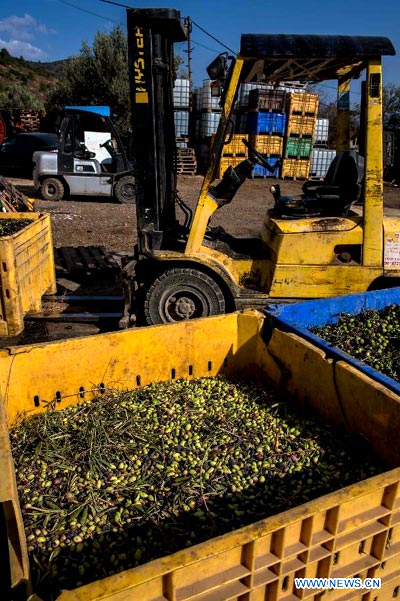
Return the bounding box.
[384,233,400,266]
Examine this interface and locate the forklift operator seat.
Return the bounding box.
[272,150,363,218]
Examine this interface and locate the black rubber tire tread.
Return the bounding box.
[144,267,225,325]
[114,176,136,204]
[40,178,64,201]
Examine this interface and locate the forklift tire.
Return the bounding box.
[144,267,225,325]
[114,176,136,204]
[40,178,64,201]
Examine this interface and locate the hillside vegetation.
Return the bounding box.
[0,48,67,110]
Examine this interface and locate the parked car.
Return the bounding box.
[0,132,58,176]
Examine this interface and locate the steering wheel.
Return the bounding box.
[99,138,117,159]
[242,138,280,174]
[100,139,112,148]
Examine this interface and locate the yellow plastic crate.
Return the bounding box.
[217,156,244,178]
[281,158,311,179]
[0,213,56,337]
[287,92,319,115]
[253,134,283,155]
[286,114,316,137]
[212,133,248,157]
[2,311,400,600]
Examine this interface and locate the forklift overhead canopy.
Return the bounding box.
[127,8,187,42]
[64,106,111,117]
[239,34,396,82]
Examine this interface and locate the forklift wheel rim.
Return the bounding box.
[144,268,226,325]
[160,285,209,322]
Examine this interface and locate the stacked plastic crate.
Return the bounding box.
[214,83,280,178]
[209,83,258,178]
[214,134,248,179]
[246,88,287,178]
[173,79,190,143]
[236,83,271,134]
[199,80,222,136]
[173,79,197,175]
[193,80,222,173]
[282,92,319,179]
[309,118,336,179]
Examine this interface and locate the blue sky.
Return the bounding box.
[0,0,399,91]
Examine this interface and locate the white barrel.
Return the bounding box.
[314,119,329,145]
[173,79,190,108]
[201,80,221,111]
[310,149,336,178]
[200,112,220,137]
[174,110,189,137]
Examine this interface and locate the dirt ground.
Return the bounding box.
[11,176,400,253]
[2,173,400,346]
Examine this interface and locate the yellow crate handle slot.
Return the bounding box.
[0,397,31,595]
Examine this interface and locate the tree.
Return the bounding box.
[46,26,187,134]
[383,83,400,130]
[0,81,43,110]
[46,26,130,133]
[0,48,11,63]
[174,54,188,79]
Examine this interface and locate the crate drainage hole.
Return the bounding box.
[188,365,193,376]
[208,360,212,371]
[55,391,61,403]
[282,576,289,591]
[79,387,85,399]
[33,395,40,407]
[171,368,176,379]
[99,383,105,394]
[136,375,141,386]
[393,586,399,598]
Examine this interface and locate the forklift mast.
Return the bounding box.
[127,8,187,252]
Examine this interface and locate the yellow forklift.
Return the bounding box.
[124,8,396,325]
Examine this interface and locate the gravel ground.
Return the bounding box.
[10,175,400,253]
[2,174,400,345]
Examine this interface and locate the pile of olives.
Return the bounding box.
[0,218,32,237]
[312,304,400,380]
[10,377,385,599]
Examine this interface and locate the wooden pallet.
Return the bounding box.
[19,109,41,132]
[176,148,197,175]
[54,246,122,275]
[0,176,32,211]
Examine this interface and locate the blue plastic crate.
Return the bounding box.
[246,112,286,135]
[252,156,280,178]
[264,287,400,395]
